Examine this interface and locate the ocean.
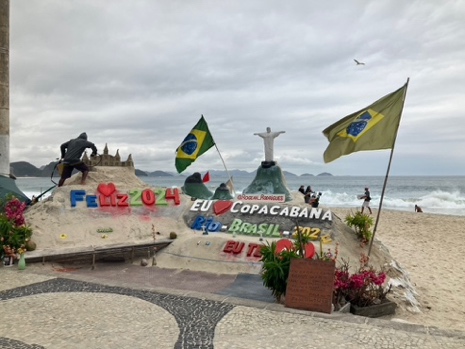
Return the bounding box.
[15,175,465,217]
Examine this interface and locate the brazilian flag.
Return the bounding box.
[322,81,409,163]
[175,115,215,173]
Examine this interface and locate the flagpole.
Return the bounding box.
[199,114,235,194]
[214,144,235,194]
[368,78,410,257]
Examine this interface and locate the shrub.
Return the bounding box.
[345,211,373,243]
[260,241,299,302]
[333,255,391,309]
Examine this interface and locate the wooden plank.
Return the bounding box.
[24,241,172,267]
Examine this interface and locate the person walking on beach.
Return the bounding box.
[58,132,97,187]
[361,187,372,214]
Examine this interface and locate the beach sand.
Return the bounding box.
[22,168,465,333]
[332,208,465,332]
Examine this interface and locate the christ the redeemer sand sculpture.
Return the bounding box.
[254,127,285,165]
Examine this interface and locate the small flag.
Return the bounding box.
[175,115,215,173]
[322,82,408,163]
[202,171,211,183]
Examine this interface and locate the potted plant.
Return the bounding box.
[333,254,396,317]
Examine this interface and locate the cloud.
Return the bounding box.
[6,0,465,175]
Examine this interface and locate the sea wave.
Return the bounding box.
[15,176,465,216]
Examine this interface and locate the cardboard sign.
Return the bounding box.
[285,259,335,314]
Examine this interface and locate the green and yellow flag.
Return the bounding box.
[322,82,408,163]
[175,115,215,173]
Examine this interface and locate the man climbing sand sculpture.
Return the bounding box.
[254,127,285,163]
[58,132,98,187]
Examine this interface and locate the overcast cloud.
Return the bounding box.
[8,0,465,176]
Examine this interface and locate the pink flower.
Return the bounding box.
[5,199,26,227]
[333,258,390,307]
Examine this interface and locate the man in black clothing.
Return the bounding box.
[310,192,322,208]
[304,186,314,204]
[58,132,97,187]
[361,187,372,214]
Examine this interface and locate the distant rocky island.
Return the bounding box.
[9,161,333,178]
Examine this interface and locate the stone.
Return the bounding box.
[211,183,234,200]
[350,299,397,318]
[182,172,213,199]
[25,240,37,251]
[242,164,292,201]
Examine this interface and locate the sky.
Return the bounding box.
[7,0,465,176]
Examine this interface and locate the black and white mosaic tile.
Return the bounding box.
[0,278,235,349]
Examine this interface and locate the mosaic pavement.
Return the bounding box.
[1,268,465,349]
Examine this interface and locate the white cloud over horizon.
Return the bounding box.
[7,0,465,176]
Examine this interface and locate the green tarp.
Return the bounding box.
[0,175,30,204]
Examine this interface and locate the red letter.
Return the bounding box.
[142,189,155,206]
[99,195,111,206]
[232,242,245,254]
[223,241,236,253]
[253,246,263,258]
[247,243,259,257]
[117,194,129,207]
[166,188,181,205]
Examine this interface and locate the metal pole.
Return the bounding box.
[0,0,10,176]
[368,78,410,257]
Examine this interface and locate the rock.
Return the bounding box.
[182,172,213,199]
[140,258,148,266]
[211,183,234,200]
[242,164,292,201]
[25,240,37,251]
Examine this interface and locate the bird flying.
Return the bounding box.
[354,59,365,65]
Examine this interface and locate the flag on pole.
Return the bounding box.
[175,115,215,173]
[202,171,211,183]
[322,82,408,163]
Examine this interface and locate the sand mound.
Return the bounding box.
[24,167,418,323]
[25,167,190,255]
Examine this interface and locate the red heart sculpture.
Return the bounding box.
[98,183,116,197]
[275,239,294,255]
[213,201,233,215]
[305,243,316,259]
